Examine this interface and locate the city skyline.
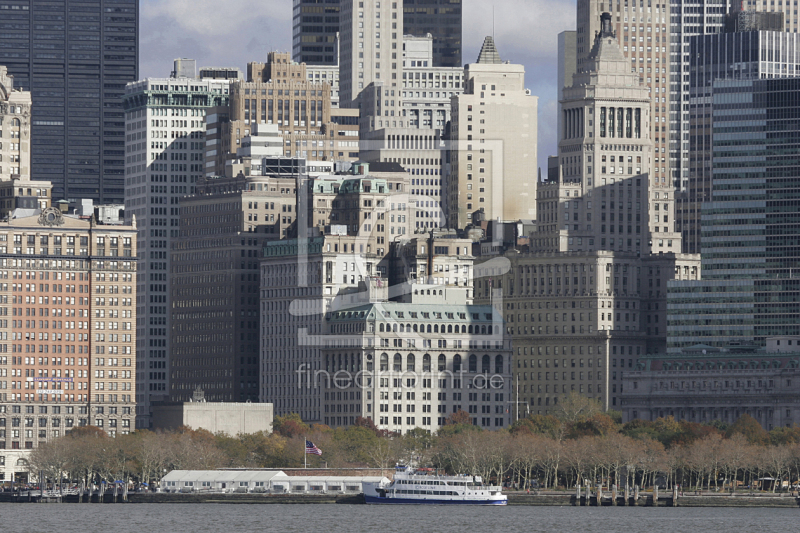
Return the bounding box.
[139,0,572,174]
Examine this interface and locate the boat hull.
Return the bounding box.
[364,495,507,505]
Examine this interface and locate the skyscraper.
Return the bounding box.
[447,37,538,229]
[122,73,230,429]
[477,14,700,414]
[681,28,800,254]
[339,0,404,110]
[668,74,800,351]
[667,0,726,253]
[575,0,672,204]
[403,0,463,68]
[293,0,341,65]
[0,0,138,203]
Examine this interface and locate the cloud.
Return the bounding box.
[139,0,291,78]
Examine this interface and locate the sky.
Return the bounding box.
[140,0,577,174]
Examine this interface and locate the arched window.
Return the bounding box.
[380,353,389,371]
[447,325,453,333]
[427,324,432,333]
[434,324,439,333]
[400,324,405,333]
[495,354,504,374]
[468,325,473,334]
[406,323,411,332]
[393,323,398,332]
[482,355,490,373]
[379,323,385,332]
[407,353,415,372]
[461,325,466,333]
[453,354,462,372]
[423,354,431,372]
[393,353,402,371]
[469,354,477,373]
[438,354,446,371]
[481,325,486,335]
[413,324,418,333]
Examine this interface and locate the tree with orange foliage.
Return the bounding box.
[726,414,769,446]
[272,413,310,438]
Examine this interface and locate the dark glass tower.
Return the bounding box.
[0,0,138,203]
[403,0,462,68]
[668,76,800,351]
[293,0,340,65]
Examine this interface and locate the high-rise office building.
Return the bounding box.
[668,0,726,250]
[403,0,463,68]
[359,35,464,225]
[293,0,341,65]
[447,37,538,229]
[477,14,700,414]
[557,31,577,142]
[339,0,404,110]
[744,0,800,31]
[171,165,298,404]
[668,76,800,351]
[680,28,800,254]
[576,0,671,202]
[122,73,230,429]
[0,0,138,203]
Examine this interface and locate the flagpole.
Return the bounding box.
[304,436,307,469]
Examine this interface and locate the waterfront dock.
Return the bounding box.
[1,489,798,507]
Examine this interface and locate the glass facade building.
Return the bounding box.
[680,30,800,254]
[403,0,462,68]
[292,0,340,65]
[0,0,138,203]
[668,77,800,351]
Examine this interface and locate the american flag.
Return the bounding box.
[305,440,322,456]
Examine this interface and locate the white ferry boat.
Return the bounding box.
[363,466,507,505]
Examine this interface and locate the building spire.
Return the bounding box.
[476,36,503,64]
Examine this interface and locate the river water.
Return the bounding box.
[0,503,795,532]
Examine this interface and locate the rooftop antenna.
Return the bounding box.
[492,4,495,40]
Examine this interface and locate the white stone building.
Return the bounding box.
[321,284,512,433]
[122,72,231,429]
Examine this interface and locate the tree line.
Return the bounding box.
[23,394,800,492]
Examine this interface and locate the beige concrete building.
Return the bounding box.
[0,67,31,184]
[204,53,359,178]
[538,13,681,257]
[152,396,274,435]
[473,20,700,415]
[359,35,464,223]
[0,186,137,479]
[576,2,670,189]
[475,249,700,413]
[339,0,404,112]
[389,232,474,289]
[621,348,800,430]
[447,37,538,229]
